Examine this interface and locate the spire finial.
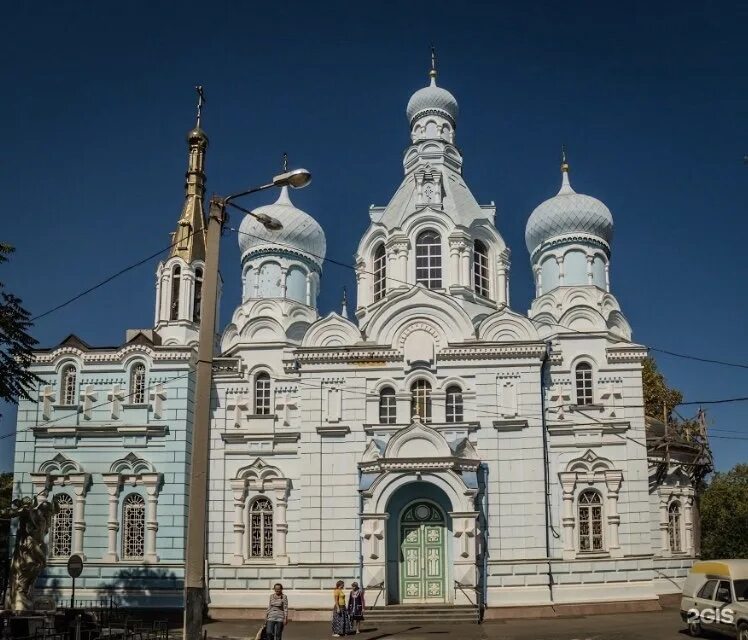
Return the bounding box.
[561,144,569,173]
[558,144,574,195]
[341,286,349,319]
[195,85,206,129]
[429,45,437,83]
[283,152,289,172]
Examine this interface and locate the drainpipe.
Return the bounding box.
[481,462,489,620]
[358,468,364,586]
[540,342,554,603]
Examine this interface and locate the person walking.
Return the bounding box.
[331,580,351,637]
[265,583,288,640]
[347,582,365,634]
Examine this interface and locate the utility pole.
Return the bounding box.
[182,167,311,640]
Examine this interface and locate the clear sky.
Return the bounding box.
[1,1,747,472]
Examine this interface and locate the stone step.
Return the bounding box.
[365,605,480,623]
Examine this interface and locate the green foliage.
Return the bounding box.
[0,243,40,406]
[0,471,12,564]
[642,356,683,421]
[700,464,748,559]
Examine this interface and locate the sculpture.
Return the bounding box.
[2,497,57,611]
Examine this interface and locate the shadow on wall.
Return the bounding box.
[97,568,182,608]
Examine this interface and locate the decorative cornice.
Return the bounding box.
[286,348,401,367]
[316,425,351,437]
[359,456,479,474]
[32,424,169,439]
[530,233,611,262]
[33,344,194,366]
[606,345,648,364]
[439,342,547,361]
[220,431,300,445]
[409,108,456,128]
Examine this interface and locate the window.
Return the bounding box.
[445,385,464,423]
[193,267,203,322]
[255,372,271,415]
[248,497,273,558]
[373,243,387,302]
[379,387,397,424]
[122,494,146,560]
[61,365,77,406]
[578,490,603,552]
[410,380,432,422]
[716,580,732,604]
[415,230,442,289]
[697,579,718,600]
[473,240,489,298]
[575,362,593,405]
[668,501,682,553]
[170,266,181,321]
[130,363,146,405]
[50,494,73,558]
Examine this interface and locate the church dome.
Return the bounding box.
[406,73,458,126]
[525,170,613,255]
[238,187,326,266]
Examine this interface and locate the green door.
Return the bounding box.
[400,502,446,603]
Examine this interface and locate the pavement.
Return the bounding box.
[201,606,695,639]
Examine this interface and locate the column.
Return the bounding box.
[559,473,576,560]
[459,246,470,288]
[605,471,623,557]
[305,272,313,306]
[658,492,670,555]
[684,492,695,555]
[360,514,388,591]
[180,272,194,321]
[497,255,508,307]
[605,262,610,292]
[449,245,460,286]
[557,256,565,286]
[586,255,594,285]
[142,474,161,563]
[534,265,542,297]
[154,271,162,325]
[274,481,290,565]
[386,250,397,291]
[243,266,254,301]
[70,474,90,559]
[102,475,121,562]
[230,479,247,565]
[280,266,288,298]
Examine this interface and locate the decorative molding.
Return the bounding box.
[316,425,351,437]
[32,424,169,440]
[492,419,529,432]
[439,342,546,361]
[606,345,648,364]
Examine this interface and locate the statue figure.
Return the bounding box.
[2,497,57,611]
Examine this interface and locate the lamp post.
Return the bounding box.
[183,167,312,640]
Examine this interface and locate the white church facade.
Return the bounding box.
[10,62,698,617]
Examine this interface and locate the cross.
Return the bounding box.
[548,386,571,420]
[600,383,622,418]
[275,393,297,427]
[431,45,437,74]
[107,384,126,420]
[282,152,288,172]
[195,85,205,128]
[453,518,476,558]
[226,393,250,428]
[79,385,97,420]
[361,519,384,560]
[39,385,55,420]
[149,383,167,419]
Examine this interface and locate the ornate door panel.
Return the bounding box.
[399,502,446,603]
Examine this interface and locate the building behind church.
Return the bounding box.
[10,61,701,617]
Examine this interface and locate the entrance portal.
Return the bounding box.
[399,501,447,603]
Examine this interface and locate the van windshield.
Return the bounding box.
[735,580,748,602]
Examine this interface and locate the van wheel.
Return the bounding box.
[688,620,702,637]
[737,622,748,640]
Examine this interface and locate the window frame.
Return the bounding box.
[378,386,397,424]
[410,379,433,423]
[574,362,594,406]
[415,230,443,290]
[61,364,77,406]
[49,493,74,559]
[667,500,682,553]
[121,493,146,561]
[577,489,605,553]
[473,239,490,298]
[254,372,272,416]
[445,385,464,423]
[247,496,274,559]
[170,265,181,321]
[373,243,387,302]
[193,267,203,322]
[697,579,718,600]
[129,362,147,405]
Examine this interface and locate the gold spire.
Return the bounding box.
[561,144,569,173]
[170,86,208,262]
[429,45,437,82]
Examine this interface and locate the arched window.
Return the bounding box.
[254,372,271,415]
[122,493,146,560]
[668,501,682,553]
[410,379,432,422]
[379,387,397,424]
[445,385,463,423]
[170,266,181,321]
[373,243,387,302]
[130,363,146,405]
[415,230,442,289]
[61,365,77,406]
[50,494,74,558]
[473,240,489,298]
[578,490,603,552]
[575,362,593,405]
[193,267,203,322]
[248,497,273,558]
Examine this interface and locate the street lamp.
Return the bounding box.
[183,167,311,640]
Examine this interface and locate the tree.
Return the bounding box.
[1,471,11,572]
[700,464,748,559]
[642,356,683,421]
[0,244,40,407]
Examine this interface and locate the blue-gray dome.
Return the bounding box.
[406,75,458,126]
[525,171,613,255]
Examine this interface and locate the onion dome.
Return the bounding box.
[525,164,613,256]
[238,187,326,267]
[406,68,458,127]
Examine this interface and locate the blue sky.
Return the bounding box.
[1,1,747,472]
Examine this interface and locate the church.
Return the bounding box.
[10,61,699,618]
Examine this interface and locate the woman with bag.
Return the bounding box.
[347,582,365,634]
[265,583,288,640]
[331,580,351,637]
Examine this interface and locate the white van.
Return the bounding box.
[680,560,748,638]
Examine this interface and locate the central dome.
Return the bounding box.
[238,187,326,266]
[406,74,458,126]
